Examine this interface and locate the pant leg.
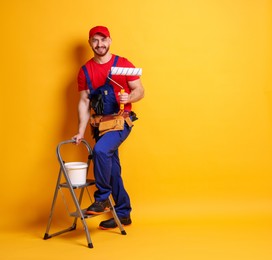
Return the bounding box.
[110,150,132,217]
[93,125,132,217]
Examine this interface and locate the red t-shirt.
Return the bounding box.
[78,54,139,111]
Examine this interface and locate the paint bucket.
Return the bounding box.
[64,162,88,185]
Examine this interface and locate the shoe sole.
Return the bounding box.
[99,223,131,230]
[86,207,109,215]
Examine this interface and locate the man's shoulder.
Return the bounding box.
[84,58,95,66]
[115,55,134,67]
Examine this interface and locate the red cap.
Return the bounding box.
[89,26,110,38]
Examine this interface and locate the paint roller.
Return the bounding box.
[110,67,142,76]
[107,67,142,110]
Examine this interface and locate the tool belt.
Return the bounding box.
[90,111,135,136]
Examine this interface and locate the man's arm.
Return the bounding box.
[73,90,90,144]
[120,79,145,104]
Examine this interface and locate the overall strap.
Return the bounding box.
[106,55,119,84]
[82,65,93,91]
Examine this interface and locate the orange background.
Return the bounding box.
[0,0,272,259]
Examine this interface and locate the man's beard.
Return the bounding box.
[92,46,109,57]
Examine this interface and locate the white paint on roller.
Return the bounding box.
[111,67,142,76]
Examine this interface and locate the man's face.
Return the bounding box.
[89,34,111,57]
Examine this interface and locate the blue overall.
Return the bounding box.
[82,56,132,218]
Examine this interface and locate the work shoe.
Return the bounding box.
[86,200,109,215]
[99,216,132,230]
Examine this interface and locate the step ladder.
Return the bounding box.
[43,139,126,248]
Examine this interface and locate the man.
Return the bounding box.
[73,26,144,229]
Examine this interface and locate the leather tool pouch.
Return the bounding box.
[90,114,125,135]
[90,112,136,137]
[98,115,125,136]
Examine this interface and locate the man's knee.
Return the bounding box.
[93,143,108,158]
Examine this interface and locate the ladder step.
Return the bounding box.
[70,208,111,218]
[60,179,95,189]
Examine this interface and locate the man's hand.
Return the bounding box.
[72,133,84,144]
[119,91,130,104]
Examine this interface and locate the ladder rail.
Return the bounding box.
[44,138,126,249]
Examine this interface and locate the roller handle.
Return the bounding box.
[120,89,125,110]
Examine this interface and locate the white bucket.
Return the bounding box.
[64,162,88,185]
